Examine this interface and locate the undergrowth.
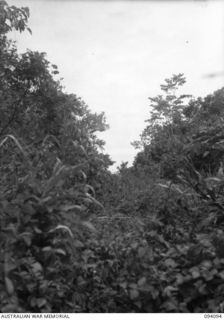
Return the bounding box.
[1,1,224,313]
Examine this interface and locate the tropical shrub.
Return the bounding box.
[2,0,224,313]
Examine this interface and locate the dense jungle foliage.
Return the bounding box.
[1,1,224,313]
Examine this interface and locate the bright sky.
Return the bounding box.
[9,0,224,170]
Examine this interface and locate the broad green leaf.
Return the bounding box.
[5,277,14,295]
[49,225,73,238]
[85,194,104,209]
[191,269,200,279]
[129,289,139,300]
[138,277,147,287]
[61,204,84,212]
[31,262,43,273]
[164,258,177,268]
[73,240,84,248]
[36,298,47,308]
[163,285,177,297]
[54,248,67,256]
[138,246,146,258]
[42,246,52,252]
[82,221,96,233]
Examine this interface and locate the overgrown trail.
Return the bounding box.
[1,1,224,312]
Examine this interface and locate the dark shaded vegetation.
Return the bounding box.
[1,1,224,313]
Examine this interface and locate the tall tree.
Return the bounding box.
[133,74,224,179]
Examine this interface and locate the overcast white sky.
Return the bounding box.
[9,0,224,170]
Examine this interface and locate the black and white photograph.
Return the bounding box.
[0,0,224,314]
